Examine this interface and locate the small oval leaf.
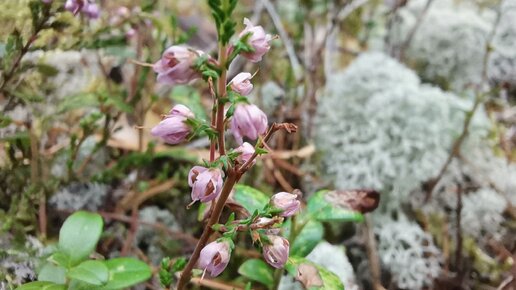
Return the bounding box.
[238,259,274,288]
[67,260,109,286]
[16,281,66,290]
[233,185,270,214]
[286,256,344,290]
[291,221,324,257]
[58,211,103,265]
[98,258,152,290]
[307,190,365,222]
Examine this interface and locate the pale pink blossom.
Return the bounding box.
[263,235,289,268]
[65,0,100,18]
[189,166,224,202]
[153,46,202,85]
[230,104,268,144]
[238,18,272,63]
[198,240,231,277]
[230,72,253,96]
[235,142,255,165]
[150,104,193,144]
[270,192,300,217]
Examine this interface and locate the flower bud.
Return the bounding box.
[270,191,300,217]
[65,0,100,18]
[230,72,253,96]
[198,240,231,277]
[234,142,255,165]
[153,46,202,85]
[238,18,272,63]
[83,2,100,18]
[189,166,224,202]
[263,235,289,269]
[150,104,193,144]
[230,104,268,144]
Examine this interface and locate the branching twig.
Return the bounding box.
[261,0,303,81]
[364,215,386,290]
[397,0,434,60]
[425,5,503,199]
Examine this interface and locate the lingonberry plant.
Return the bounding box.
[16,212,152,290]
[147,1,303,288]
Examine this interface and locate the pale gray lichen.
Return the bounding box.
[306,242,359,290]
[391,0,516,93]
[375,216,442,290]
[49,182,108,211]
[316,52,470,207]
[461,188,507,241]
[135,206,181,264]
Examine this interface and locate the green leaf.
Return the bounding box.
[291,221,324,257]
[47,251,71,269]
[233,184,270,213]
[306,190,364,222]
[285,256,344,290]
[238,259,274,289]
[97,258,152,289]
[36,63,59,77]
[67,260,109,286]
[38,263,67,284]
[16,281,66,290]
[58,211,104,265]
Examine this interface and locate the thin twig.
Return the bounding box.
[455,184,463,276]
[364,215,386,290]
[190,277,244,290]
[398,0,434,60]
[425,5,503,199]
[261,0,303,81]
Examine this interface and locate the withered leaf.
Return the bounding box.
[324,189,380,213]
[296,263,323,288]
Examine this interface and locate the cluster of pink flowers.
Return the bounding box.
[150,17,298,276]
[65,0,100,19]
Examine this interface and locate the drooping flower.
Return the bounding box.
[198,240,231,277]
[230,103,268,144]
[238,18,272,63]
[270,191,300,217]
[150,104,194,144]
[230,72,253,96]
[263,235,289,268]
[234,142,255,165]
[153,46,202,85]
[189,166,224,202]
[65,0,100,18]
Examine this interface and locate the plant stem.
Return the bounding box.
[176,42,230,290]
[216,44,228,157]
[176,169,238,290]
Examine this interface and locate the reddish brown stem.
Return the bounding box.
[176,170,238,289]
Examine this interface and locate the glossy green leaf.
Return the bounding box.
[238,259,274,289]
[233,184,270,214]
[67,260,109,286]
[306,190,364,222]
[98,258,152,289]
[38,262,66,284]
[285,256,344,290]
[58,211,103,265]
[291,221,324,257]
[47,251,71,269]
[16,281,66,290]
